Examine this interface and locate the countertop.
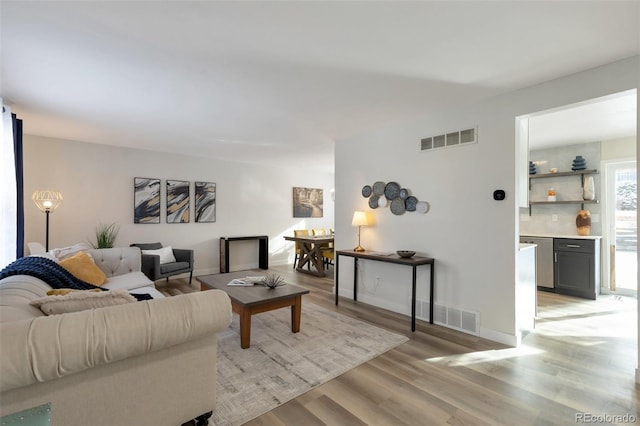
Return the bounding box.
[519,243,537,251]
[520,233,602,240]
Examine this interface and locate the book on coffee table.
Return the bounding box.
[227,276,265,286]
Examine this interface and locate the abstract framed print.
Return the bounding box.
[195,181,216,223]
[166,180,190,223]
[134,177,160,224]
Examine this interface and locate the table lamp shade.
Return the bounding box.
[351,211,368,227]
[352,211,368,252]
[32,190,63,212]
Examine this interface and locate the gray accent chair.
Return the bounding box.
[130,242,194,284]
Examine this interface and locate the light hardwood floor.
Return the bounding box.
[162,265,639,425]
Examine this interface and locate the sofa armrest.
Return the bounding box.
[140,253,161,280]
[0,290,232,392]
[172,248,193,265]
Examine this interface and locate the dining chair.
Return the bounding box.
[312,228,334,268]
[293,229,310,270]
[321,247,334,270]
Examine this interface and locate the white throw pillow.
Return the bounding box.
[30,289,137,315]
[49,243,93,261]
[141,246,176,264]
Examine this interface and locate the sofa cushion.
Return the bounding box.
[30,288,137,315]
[101,271,154,291]
[58,252,107,286]
[160,261,190,274]
[142,246,176,264]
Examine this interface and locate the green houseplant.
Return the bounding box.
[92,222,120,248]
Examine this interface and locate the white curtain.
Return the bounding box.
[0,101,17,268]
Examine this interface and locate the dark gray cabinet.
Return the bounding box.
[553,238,600,299]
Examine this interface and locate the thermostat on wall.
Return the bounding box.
[493,190,506,201]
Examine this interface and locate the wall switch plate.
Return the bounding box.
[551,214,558,221]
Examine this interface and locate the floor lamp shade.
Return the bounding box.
[32,190,63,251]
[352,211,368,252]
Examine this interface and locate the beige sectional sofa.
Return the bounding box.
[0,247,232,425]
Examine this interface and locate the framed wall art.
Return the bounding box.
[166,180,190,223]
[195,181,216,223]
[293,187,323,218]
[133,177,160,224]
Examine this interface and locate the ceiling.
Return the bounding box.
[528,90,637,150]
[2,1,639,173]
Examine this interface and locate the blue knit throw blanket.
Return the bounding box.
[0,256,153,300]
[0,256,105,290]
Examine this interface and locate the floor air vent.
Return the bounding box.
[417,300,479,335]
[420,127,477,152]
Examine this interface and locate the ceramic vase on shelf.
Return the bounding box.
[583,176,595,200]
[576,209,591,236]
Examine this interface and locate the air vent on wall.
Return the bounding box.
[417,299,479,335]
[420,127,477,152]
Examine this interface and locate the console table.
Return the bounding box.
[335,250,435,331]
[220,236,269,273]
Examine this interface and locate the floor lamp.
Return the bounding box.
[32,190,63,251]
[352,211,368,252]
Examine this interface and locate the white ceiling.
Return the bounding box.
[2,1,639,173]
[529,90,637,150]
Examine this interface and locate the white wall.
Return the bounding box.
[23,136,335,275]
[601,136,636,161]
[335,56,639,346]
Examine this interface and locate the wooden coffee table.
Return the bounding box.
[197,272,310,349]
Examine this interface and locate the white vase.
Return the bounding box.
[583,176,595,200]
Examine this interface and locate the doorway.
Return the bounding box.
[605,160,637,297]
[517,90,637,299]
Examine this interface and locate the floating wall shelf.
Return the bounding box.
[528,169,599,215]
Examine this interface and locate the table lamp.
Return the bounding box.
[351,211,368,252]
[32,190,63,251]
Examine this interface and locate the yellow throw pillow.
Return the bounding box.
[47,288,102,296]
[58,251,107,286]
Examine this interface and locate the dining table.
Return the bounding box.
[283,234,334,277]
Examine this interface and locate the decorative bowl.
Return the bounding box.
[396,250,416,258]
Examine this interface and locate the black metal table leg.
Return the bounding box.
[335,254,340,305]
[411,266,417,332]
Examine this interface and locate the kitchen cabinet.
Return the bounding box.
[528,169,599,215]
[554,238,600,299]
[520,236,554,288]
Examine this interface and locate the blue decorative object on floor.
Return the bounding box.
[0,403,51,426]
[572,155,587,171]
[529,161,537,175]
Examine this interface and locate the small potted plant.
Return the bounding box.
[92,222,120,248]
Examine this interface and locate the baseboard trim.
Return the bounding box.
[479,327,518,346]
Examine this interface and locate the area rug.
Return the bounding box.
[211,302,409,425]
